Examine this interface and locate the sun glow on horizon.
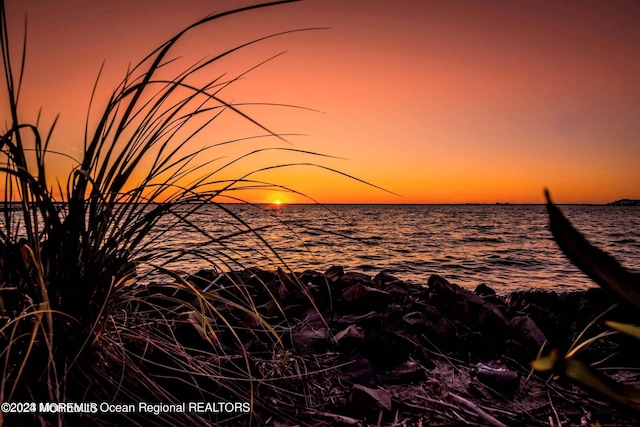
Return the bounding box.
[3,1,638,205]
[267,191,292,205]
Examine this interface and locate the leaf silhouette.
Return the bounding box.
[545,189,640,309]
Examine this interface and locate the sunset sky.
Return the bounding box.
[3,0,639,204]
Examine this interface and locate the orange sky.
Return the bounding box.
[3,0,639,204]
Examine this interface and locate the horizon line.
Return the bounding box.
[3,200,637,206]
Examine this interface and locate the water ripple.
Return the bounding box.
[152,204,640,294]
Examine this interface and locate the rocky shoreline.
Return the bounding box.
[179,266,639,426]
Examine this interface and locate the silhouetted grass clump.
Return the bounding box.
[0,1,327,425]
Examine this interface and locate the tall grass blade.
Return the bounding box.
[605,321,640,340]
[563,358,640,405]
[545,189,640,308]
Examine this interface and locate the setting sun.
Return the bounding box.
[267,191,290,205]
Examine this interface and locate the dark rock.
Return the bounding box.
[381,304,406,329]
[358,331,411,371]
[298,269,326,287]
[236,267,275,285]
[339,271,373,287]
[349,384,392,416]
[512,302,567,350]
[342,283,392,312]
[401,311,434,332]
[428,274,461,295]
[475,364,520,398]
[373,270,406,289]
[462,331,497,358]
[379,361,426,384]
[334,325,366,348]
[339,357,375,385]
[475,283,496,296]
[299,270,332,307]
[506,290,562,313]
[292,329,328,351]
[281,303,307,319]
[431,318,458,342]
[386,284,410,296]
[255,300,279,317]
[173,311,216,350]
[406,283,428,298]
[450,291,485,324]
[269,268,304,305]
[410,301,442,321]
[475,301,509,342]
[431,280,508,343]
[504,339,530,361]
[508,316,547,355]
[186,269,219,289]
[331,311,380,329]
[324,265,344,283]
[299,307,328,329]
[414,346,437,370]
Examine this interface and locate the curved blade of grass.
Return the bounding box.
[533,349,640,406]
[545,189,640,309]
[605,321,640,340]
[565,330,618,359]
[563,358,640,405]
[567,303,617,354]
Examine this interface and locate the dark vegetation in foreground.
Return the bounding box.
[0,0,333,425]
[5,261,640,426]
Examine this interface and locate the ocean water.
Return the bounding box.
[146,204,640,294]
